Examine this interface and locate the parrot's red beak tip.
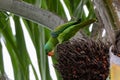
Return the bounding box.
[48,50,54,56]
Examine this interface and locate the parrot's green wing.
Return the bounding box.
[51,19,81,37]
[58,18,96,43]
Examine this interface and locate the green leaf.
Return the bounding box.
[13,16,30,80]
[39,27,52,80]
[20,19,39,80]
[5,39,23,80]
[22,18,52,80]
[0,12,23,80]
[0,40,4,74]
[23,0,36,4]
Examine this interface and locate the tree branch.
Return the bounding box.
[104,0,120,30]
[93,0,115,44]
[0,0,65,30]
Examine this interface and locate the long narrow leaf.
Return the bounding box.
[22,18,52,80]
[13,16,30,80]
[39,27,52,80]
[5,39,23,80]
[0,13,23,80]
[0,40,4,74]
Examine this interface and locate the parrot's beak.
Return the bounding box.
[48,50,54,56]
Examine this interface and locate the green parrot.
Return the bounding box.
[44,19,82,56]
[44,18,96,56]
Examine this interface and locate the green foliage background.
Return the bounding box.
[0,0,97,80]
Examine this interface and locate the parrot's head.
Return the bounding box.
[44,43,54,56]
